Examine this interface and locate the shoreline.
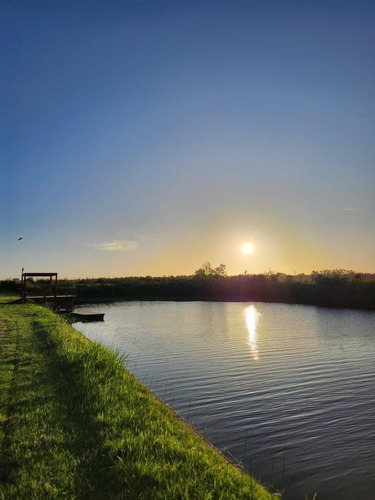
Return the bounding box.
[0,300,277,499]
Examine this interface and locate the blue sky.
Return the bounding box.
[2,0,375,278]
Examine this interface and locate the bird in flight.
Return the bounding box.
[18,237,23,241]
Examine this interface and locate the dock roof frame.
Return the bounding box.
[21,271,58,298]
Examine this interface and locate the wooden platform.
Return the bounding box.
[27,295,76,312]
[72,311,105,322]
[28,295,76,300]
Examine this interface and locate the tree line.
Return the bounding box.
[2,265,374,310]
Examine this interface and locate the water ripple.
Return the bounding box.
[75,301,375,500]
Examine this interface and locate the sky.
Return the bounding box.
[2,0,375,278]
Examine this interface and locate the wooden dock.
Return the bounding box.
[72,311,105,322]
[20,271,76,312]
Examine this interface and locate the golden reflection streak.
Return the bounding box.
[245,305,260,360]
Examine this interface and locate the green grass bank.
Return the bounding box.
[0,300,276,499]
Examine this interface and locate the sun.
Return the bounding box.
[241,242,254,255]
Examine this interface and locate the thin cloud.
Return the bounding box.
[329,208,360,212]
[84,239,139,252]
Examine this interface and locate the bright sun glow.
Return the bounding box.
[241,242,254,255]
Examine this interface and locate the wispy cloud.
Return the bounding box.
[84,239,139,252]
[329,208,360,212]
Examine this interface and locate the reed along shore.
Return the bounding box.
[0,299,275,499]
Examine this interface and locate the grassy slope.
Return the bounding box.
[0,294,18,304]
[0,301,275,499]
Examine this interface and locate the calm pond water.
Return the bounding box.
[74,301,375,499]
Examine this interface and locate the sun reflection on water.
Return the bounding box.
[245,305,260,360]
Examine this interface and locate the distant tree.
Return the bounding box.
[214,263,227,277]
[194,262,214,278]
[194,262,227,278]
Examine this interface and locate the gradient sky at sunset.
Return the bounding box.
[2,0,375,278]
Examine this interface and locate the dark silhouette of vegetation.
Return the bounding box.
[194,262,227,278]
[2,268,375,310]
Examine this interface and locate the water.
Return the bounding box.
[74,301,375,499]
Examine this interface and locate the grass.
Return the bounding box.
[0,294,18,304]
[0,300,276,499]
